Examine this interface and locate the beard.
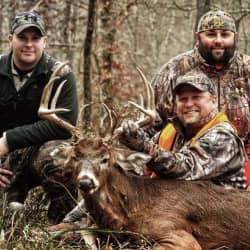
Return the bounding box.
[179,110,201,127]
[198,38,236,65]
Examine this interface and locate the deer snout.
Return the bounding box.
[77,176,96,195]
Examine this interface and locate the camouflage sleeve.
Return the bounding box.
[149,123,246,181]
[244,56,250,154]
[152,62,175,123]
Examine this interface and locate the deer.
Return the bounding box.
[40,67,250,250]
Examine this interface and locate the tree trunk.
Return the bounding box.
[100,0,116,108]
[195,0,211,31]
[83,0,97,129]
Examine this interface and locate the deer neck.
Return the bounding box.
[86,165,150,229]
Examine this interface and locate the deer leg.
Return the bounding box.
[153,230,202,250]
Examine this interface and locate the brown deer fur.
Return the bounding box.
[73,138,250,250]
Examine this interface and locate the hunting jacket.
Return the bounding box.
[151,45,250,150]
[0,52,78,152]
[149,112,246,189]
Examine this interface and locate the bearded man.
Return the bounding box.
[151,10,250,186]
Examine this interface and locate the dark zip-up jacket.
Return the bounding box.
[0,52,78,151]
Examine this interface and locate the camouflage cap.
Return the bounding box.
[11,11,45,36]
[197,10,236,33]
[174,70,216,96]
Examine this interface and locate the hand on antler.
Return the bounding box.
[119,120,151,152]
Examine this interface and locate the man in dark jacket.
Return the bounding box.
[0,11,78,223]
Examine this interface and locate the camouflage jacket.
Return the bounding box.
[152,46,250,148]
[149,118,246,189]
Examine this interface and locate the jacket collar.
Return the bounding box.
[0,52,52,78]
[168,109,219,139]
[0,52,12,76]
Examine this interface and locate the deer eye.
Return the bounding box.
[101,158,109,164]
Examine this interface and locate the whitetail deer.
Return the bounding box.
[40,68,250,250]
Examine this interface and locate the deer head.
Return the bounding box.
[38,65,155,193]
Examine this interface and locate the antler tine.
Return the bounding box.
[76,104,90,136]
[38,62,77,135]
[136,67,155,110]
[113,68,156,139]
[39,62,69,112]
[128,67,156,128]
[40,79,69,115]
[101,103,119,140]
[51,61,69,80]
[102,103,114,130]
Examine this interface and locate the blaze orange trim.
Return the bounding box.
[159,112,229,151]
[189,112,229,147]
[159,123,177,151]
[245,159,250,187]
[156,112,250,187]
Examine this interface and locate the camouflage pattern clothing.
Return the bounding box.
[151,46,250,151]
[148,116,246,189]
[3,140,77,224]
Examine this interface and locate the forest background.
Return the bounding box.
[1,0,250,125]
[0,0,250,249]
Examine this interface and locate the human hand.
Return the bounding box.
[0,167,13,188]
[0,135,9,158]
[147,148,176,176]
[119,120,150,152]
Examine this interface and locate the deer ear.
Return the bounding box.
[116,151,152,175]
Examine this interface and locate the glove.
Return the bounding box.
[147,148,176,176]
[119,120,150,152]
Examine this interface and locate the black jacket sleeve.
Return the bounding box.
[6,72,78,151]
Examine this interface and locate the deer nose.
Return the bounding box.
[78,177,96,194]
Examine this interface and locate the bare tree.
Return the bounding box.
[99,0,117,108]
[83,0,97,128]
[195,0,211,31]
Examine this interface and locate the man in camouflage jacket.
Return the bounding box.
[121,70,246,189]
[151,10,250,163]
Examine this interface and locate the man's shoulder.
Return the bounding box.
[0,53,10,64]
[203,122,238,140]
[43,54,72,77]
[0,53,11,74]
[157,49,196,74]
[235,51,250,64]
[51,61,72,77]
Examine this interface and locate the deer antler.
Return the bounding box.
[113,67,156,137]
[129,67,156,127]
[38,62,78,135]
